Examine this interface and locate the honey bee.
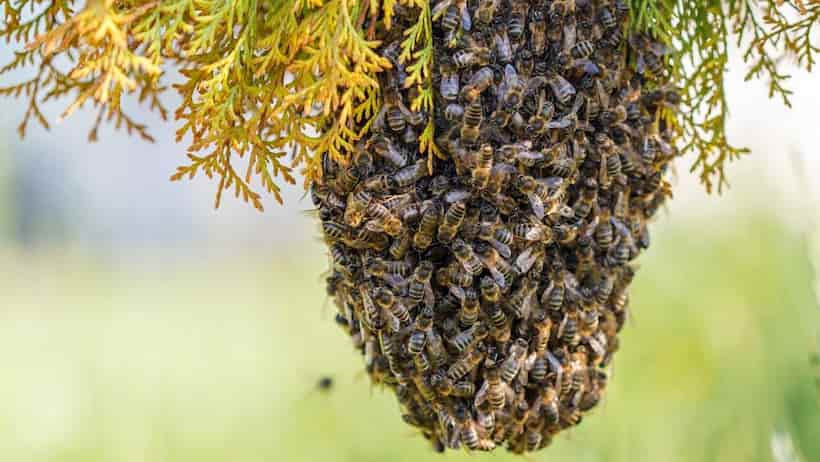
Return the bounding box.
[333,164,361,195]
[500,338,529,383]
[413,202,441,250]
[426,327,450,367]
[439,61,460,101]
[388,231,412,260]
[447,345,485,380]
[406,260,435,308]
[631,34,670,76]
[541,387,560,426]
[438,200,466,242]
[393,159,428,188]
[529,9,547,56]
[558,314,579,347]
[475,361,510,411]
[322,220,349,242]
[599,6,617,29]
[594,208,614,250]
[408,307,434,355]
[468,144,492,189]
[452,238,484,275]
[449,323,489,353]
[433,0,472,47]
[458,287,480,327]
[498,64,525,112]
[477,222,512,259]
[547,73,576,105]
[473,241,509,288]
[507,278,538,319]
[525,90,556,138]
[460,66,494,101]
[364,202,403,237]
[507,0,529,48]
[455,403,496,451]
[460,98,483,146]
[373,287,410,329]
[452,45,492,68]
[367,134,408,168]
[475,0,499,24]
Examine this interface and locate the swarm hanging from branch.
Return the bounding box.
[1,0,818,207]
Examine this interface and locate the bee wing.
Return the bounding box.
[460,5,472,31]
[514,246,536,274]
[449,285,466,301]
[528,194,545,220]
[424,283,435,308]
[490,239,512,259]
[546,351,563,391]
[547,116,573,130]
[562,21,577,52]
[431,0,453,20]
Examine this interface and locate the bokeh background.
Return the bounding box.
[1,45,820,461]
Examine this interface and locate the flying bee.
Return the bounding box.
[460,98,484,146]
[475,0,499,24]
[529,9,547,56]
[458,287,480,328]
[460,66,494,101]
[452,238,484,275]
[413,202,441,250]
[367,134,407,168]
[405,260,435,309]
[432,0,471,47]
[471,144,493,189]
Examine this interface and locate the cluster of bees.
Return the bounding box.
[313,0,678,454]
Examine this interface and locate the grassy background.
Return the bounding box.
[0,216,817,462]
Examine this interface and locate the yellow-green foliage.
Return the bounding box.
[630,0,819,192]
[0,0,817,206]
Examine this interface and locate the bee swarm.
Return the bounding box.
[314,0,678,454]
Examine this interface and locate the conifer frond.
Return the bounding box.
[630,0,819,193]
[1,0,817,205]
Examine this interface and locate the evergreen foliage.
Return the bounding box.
[0,0,817,206]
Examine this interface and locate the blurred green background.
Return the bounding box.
[1,48,820,462]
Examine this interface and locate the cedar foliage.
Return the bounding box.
[0,0,818,207]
